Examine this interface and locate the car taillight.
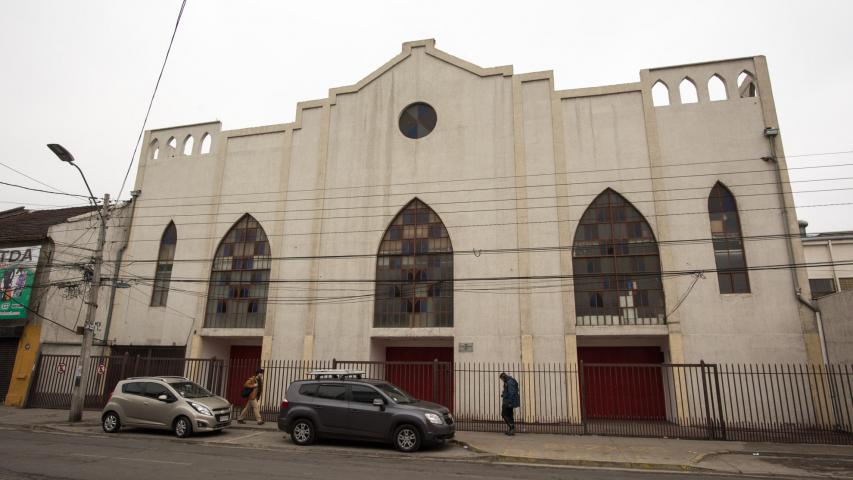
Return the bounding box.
[280,399,289,410]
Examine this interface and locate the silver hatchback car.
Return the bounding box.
[101,376,232,437]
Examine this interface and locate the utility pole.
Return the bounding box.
[68,193,109,422]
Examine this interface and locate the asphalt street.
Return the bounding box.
[0,427,800,480]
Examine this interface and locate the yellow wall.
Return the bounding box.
[4,324,41,407]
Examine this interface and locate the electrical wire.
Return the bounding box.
[0,181,90,199]
[129,160,853,209]
[67,258,853,288]
[78,231,847,265]
[127,149,853,204]
[0,160,71,195]
[4,296,80,336]
[123,185,853,227]
[115,0,188,201]
[86,200,853,242]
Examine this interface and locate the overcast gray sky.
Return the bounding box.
[2,0,852,233]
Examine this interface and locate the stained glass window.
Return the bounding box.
[709,183,750,293]
[151,222,177,307]
[573,189,665,325]
[399,103,437,139]
[204,215,271,328]
[375,199,452,327]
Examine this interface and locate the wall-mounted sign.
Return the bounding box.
[0,246,40,320]
[458,342,474,353]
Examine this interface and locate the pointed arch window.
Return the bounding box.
[572,189,665,326]
[204,215,271,328]
[151,222,177,306]
[709,183,750,293]
[375,199,453,328]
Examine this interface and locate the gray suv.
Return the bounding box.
[278,374,454,452]
[101,376,232,437]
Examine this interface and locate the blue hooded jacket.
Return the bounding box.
[501,375,520,408]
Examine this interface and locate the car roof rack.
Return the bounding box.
[307,369,366,379]
[125,376,189,381]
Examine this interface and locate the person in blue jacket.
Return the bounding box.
[499,372,520,436]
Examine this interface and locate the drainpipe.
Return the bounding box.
[764,128,840,426]
[762,128,831,360]
[100,189,141,350]
[761,128,821,309]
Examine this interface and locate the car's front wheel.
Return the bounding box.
[393,424,422,452]
[174,416,193,438]
[102,412,120,433]
[290,419,315,446]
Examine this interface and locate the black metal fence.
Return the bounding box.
[25,355,853,445]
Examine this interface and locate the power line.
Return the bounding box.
[126,149,853,204]
[0,200,91,209]
[85,259,853,286]
[95,200,853,242]
[83,259,853,308]
[0,160,71,195]
[0,181,90,199]
[84,231,834,265]
[124,185,853,226]
[115,0,188,201]
[130,160,853,208]
[5,295,80,336]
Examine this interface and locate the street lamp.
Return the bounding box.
[47,143,109,422]
[47,144,99,211]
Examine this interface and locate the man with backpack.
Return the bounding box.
[237,368,264,425]
[499,372,520,436]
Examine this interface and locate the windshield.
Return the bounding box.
[375,382,415,404]
[169,381,213,399]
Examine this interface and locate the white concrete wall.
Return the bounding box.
[646,59,810,364]
[816,290,853,364]
[803,236,853,291]
[41,204,132,354]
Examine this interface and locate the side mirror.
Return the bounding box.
[372,398,385,409]
[157,394,172,402]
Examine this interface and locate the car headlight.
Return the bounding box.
[188,401,212,416]
[425,413,443,425]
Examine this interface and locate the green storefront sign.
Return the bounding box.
[0,246,40,320]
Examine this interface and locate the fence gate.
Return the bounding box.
[26,354,223,410]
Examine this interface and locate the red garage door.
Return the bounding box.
[227,346,261,405]
[579,347,666,420]
[385,347,453,409]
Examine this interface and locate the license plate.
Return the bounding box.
[219,414,230,422]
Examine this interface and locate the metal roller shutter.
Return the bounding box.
[0,338,19,403]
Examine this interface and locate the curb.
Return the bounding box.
[451,439,713,473]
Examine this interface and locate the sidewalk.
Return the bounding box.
[455,430,853,477]
[2,407,852,477]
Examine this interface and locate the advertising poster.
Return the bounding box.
[0,246,41,320]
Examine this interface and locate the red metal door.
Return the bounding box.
[227,346,261,405]
[579,347,666,420]
[385,347,453,410]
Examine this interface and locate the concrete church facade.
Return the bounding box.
[80,40,821,368]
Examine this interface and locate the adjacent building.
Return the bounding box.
[0,206,95,405]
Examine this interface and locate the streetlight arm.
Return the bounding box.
[69,162,98,208]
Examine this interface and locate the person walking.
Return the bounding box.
[499,372,520,435]
[238,368,265,425]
